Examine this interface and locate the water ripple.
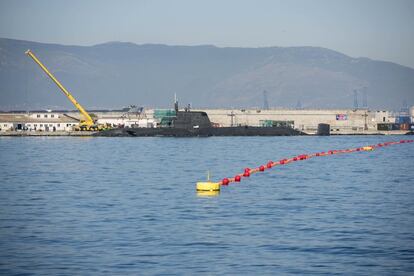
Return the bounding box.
[0,136,413,274]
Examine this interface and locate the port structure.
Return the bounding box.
[353,89,359,110]
[263,90,269,110]
[25,50,107,131]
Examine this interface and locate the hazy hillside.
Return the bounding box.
[0,38,413,110]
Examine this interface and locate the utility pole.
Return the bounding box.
[363,111,368,131]
[263,90,269,110]
[227,111,235,127]
[353,89,358,110]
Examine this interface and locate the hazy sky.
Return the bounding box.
[1,0,413,68]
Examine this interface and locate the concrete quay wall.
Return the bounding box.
[0,131,94,136]
[1,108,409,135]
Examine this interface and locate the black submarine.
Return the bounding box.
[95,101,306,137]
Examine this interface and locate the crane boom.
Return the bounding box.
[25,49,94,126]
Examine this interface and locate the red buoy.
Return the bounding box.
[293,157,298,161]
[259,165,265,171]
[316,153,320,156]
[267,161,273,168]
[244,168,251,173]
[243,171,250,177]
[222,178,229,185]
[235,175,241,182]
[279,159,285,165]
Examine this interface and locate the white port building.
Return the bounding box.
[0,112,78,132]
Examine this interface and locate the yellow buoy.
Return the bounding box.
[196,181,221,191]
[362,146,374,151]
[196,171,221,192]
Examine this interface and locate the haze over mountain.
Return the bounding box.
[0,38,413,111]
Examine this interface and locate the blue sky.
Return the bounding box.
[1,0,413,67]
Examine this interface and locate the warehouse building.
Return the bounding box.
[195,108,374,134]
[0,111,78,132]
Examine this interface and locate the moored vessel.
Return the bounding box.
[95,100,305,137]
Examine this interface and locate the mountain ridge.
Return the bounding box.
[0,37,413,111]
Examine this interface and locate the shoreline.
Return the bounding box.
[0,130,412,137]
[0,131,95,137]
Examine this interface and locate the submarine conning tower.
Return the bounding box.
[173,111,212,129]
[172,96,212,129]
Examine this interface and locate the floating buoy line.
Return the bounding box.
[196,139,413,196]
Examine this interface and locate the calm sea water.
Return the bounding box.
[0,136,413,275]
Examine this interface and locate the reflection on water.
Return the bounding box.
[196,190,220,197]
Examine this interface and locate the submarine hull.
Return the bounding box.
[94,109,306,137]
[94,126,305,137]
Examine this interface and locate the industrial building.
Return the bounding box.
[94,108,157,128]
[197,108,373,134]
[199,108,413,134]
[0,111,78,132]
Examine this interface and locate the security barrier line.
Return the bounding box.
[219,139,414,186]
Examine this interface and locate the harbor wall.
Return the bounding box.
[1,107,412,135]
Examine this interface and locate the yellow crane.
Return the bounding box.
[25,49,107,131]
